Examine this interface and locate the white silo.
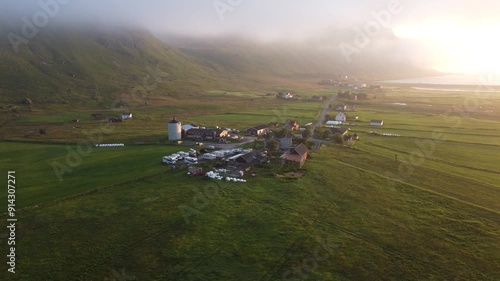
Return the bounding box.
[168,118,182,140]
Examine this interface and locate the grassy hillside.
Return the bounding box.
[0,26,232,105]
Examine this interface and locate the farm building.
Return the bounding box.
[334,104,347,111]
[331,127,349,137]
[279,136,293,151]
[226,150,268,173]
[168,118,182,140]
[326,120,343,126]
[335,112,347,122]
[246,125,270,136]
[370,120,384,126]
[185,128,228,140]
[280,143,309,168]
[283,120,300,131]
[182,124,199,131]
[277,92,296,99]
[122,113,133,120]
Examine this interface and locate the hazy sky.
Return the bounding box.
[2,0,500,74]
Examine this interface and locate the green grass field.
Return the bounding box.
[1,86,499,280]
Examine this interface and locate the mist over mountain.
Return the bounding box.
[0,0,439,105]
[159,27,436,80]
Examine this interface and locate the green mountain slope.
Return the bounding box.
[0,26,227,105]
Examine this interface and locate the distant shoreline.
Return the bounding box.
[380,74,500,88]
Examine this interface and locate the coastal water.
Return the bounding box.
[382,74,500,87]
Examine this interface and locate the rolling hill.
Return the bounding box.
[0,25,230,106]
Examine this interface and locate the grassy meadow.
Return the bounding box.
[1,85,499,280]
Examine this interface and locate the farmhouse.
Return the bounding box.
[335,112,347,122]
[283,120,300,131]
[280,143,309,168]
[331,127,349,137]
[246,125,270,136]
[370,120,384,126]
[185,128,228,140]
[121,113,133,120]
[277,92,297,99]
[334,104,347,111]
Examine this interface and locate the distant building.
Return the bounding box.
[168,118,182,140]
[334,104,347,111]
[326,120,343,126]
[121,113,133,120]
[246,125,270,136]
[280,144,309,168]
[370,120,384,126]
[335,112,347,122]
[279,137,293,151]
[226,150,268,173]
[283,120,300,131]
[185,128,228,140]
[277,92,297,99]
[182,124,199,132]
[331,127,349,137]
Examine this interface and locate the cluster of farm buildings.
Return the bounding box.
[167,117,309,173]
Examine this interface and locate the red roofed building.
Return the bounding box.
[280,143,309,168]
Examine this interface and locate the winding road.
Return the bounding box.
[309,95,337,150]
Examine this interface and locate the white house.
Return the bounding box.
[335,112,347,122]
[370,120,384,126]
[121,113,133,120]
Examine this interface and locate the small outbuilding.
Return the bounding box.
[370,120,384,126]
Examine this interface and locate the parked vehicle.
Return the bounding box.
[162,156,177,164]
[195,142,204,147]
[202,153,216,160]
[184,157,199,164]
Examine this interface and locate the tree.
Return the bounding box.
[302,128,312,140]
[333,133,344,144]
[275,128,292,138]
[322,130,331,139]
[39,128,46,135]
[268,139,279,152]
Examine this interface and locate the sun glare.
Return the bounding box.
[395,22,500,74]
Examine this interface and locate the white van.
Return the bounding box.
[162,156,176,164]
[202,153,216,160]
[184,157,198,164]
